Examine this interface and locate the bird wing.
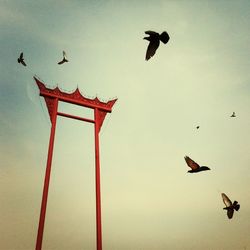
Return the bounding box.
[20,52,24,59]
[233,201,240,211]
[145,30,159,36]
[159,31,170,44]
[184,156,200,170]
[63,51,67,59]
[227,208,234,219]
[145,40,160,60]
[58,60,64,65]
[221,193,232,207]
[235,203,240,211]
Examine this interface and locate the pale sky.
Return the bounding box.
[1,1,250,249]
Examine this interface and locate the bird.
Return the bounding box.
[58,51,68,65]
[143,31,170,60]
[221,193,240,219]
[230,112,236,117]
[184,156,210,173]
[196,126,200,129]
[17,52,26,66]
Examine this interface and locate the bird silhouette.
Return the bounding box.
[184,156,210,173]
[58,51,68,65]
[17,52,26,66]
[221,193,240,219]
[230,112,236,117]
[144,31,170,60]
[196,126,200,129]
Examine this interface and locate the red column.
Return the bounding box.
[36,98,58,250]
[94,108,102,250]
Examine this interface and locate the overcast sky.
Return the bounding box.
[1,1,250,249]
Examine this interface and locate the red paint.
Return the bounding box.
[94,108,102,250]
[36,98,58,250]
[34,77,116,114]
[34,77,116,250]
[57,112,95,124]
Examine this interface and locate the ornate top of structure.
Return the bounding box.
[34,77,117,131]
[34,77,117,111]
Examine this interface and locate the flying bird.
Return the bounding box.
[143,31,170,61]
[58,51,68,65]
[221,193,240,219]
[230,112,236,117]
[196,126,200,129]
[17,52,26,66]
[184,156,210,173]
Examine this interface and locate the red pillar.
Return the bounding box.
[36,98,58,250]
[94,108,102,250]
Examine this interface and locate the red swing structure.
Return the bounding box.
[34,77,117,250]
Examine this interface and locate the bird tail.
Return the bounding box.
[233,201,240,211]
[159,32,170,44]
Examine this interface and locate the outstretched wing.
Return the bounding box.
[20,52,24,59]
[58,60,64,65]
[221,193,232,207]
[184,156,200,170]
[145,40,160,61]
[233,201,240,211]
[63,51,68,61]
[160,31,170,44]
[227,208,234,219]
[145,30,158,36]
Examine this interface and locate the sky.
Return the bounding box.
[1,0,250,249]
